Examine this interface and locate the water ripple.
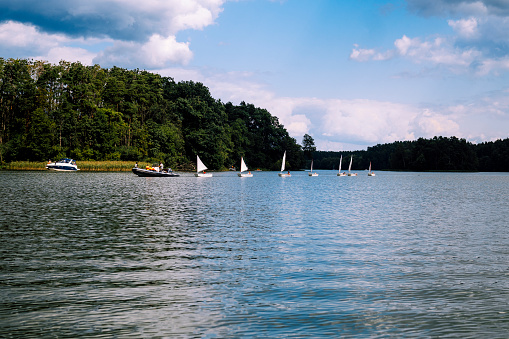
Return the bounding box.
[1,171,509,337]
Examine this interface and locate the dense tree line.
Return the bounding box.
[2,58,507,172]
[0,58,304,170]
[311,136,509,172]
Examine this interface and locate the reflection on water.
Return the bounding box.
[1,171,509,337]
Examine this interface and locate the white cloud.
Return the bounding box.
[475,56,509,75]
[417,109,460,136]
[95,34,193,68]
[0,20,103,65]
[153,67,509,151]
[0,21,60,51]
[36,47,97,66]
[0,0,225,68]
[1,0,225,40]
[352,34,483,73]
[394,35,479,67]
[352,1,509,75]
[448,17,479,38]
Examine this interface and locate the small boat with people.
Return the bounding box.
[132,163,179,177]
[368,161,376,176]
[238,156,253,177]
[337,155,346,176]
[347,155,357,176]
[195,155,212,177]
[308,159,318,176]
[278,151,291,177]
[46,158,79,171]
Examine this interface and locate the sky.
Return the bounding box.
[1,0,509,151]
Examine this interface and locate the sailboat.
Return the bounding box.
[368,161,376,176]
[238,157,253,177]
[195,155,212,177]
[278,151,291,177]
[337,155,346,176]
[308,160,318,176]
[348,155,357,176]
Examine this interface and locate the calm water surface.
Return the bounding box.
[1,170,508,338]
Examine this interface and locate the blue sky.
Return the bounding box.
[1,0,508,150]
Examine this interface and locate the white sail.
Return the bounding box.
[368,161,375,176]
[238,156,253,177]
[281,151,286,172]
[339,155,342,173]
[197,155,207,173]
[347,155,357,176]
[240,157,248,173]
[309,159,318,176]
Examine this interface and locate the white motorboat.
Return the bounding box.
[46,158,79,171]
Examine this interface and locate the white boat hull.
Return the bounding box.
[46,167,79,171]
[238,173,253,177]
[132,168,179,177]
[337,173,347,176]
[348,173,357,176]
[46,158,79,171]
[278,173,291,177]
[368,173,376,176]
[309,172,318,176]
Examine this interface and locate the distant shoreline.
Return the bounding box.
[1,161,485,173]
[0,161,149,172]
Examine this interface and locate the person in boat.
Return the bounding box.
[134,162,138,168]
[287,170,290,175]
[48,159,51,164]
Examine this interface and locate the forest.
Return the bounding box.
[0,58,304,171]
[1,58,508,172]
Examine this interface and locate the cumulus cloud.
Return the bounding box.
[0,0,225,68]
[352,1,509,75]
[94,34,193,68]
[0,0,224,41]
[448,17,479,38]
[350,44,394,61]
[0,20,102,64]
[352,34,480,72]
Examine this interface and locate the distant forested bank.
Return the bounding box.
[1,58,508,172]
[313,137,509,172]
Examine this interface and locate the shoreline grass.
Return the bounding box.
[1,161,148,172]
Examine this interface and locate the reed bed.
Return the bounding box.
[2,161,47,171]
[78,161,148,171]
[2,161,149,172]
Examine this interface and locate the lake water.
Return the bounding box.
[1,170,508,338]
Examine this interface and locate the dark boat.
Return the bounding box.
[132,167,180,177]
